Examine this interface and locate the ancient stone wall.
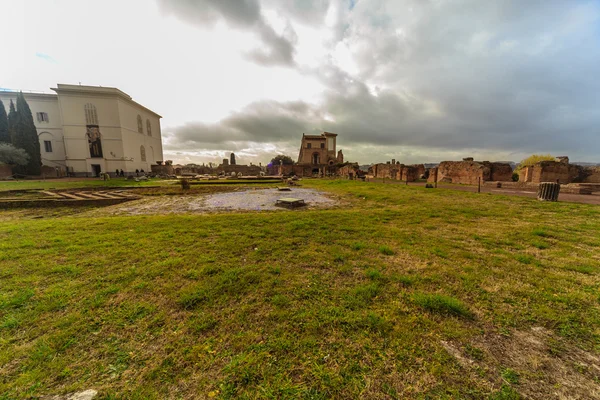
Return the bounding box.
[520,162,600,184]
[217,165,262,176]
[368,162,426,181]
[369,163,400,179]
[432,160,512,184]
[338,163,360,179]
[400,164,425,182]
[487,162,513,181]
[436,161,486,185]
[427,167,438,183]
[520,162,579,184]
[579,167,600,183]
[267,164,322,177]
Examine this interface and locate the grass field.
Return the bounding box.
[0,178,170,192]
[1,180,599,399]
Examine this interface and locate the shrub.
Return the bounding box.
[515,154,555,171]
[0,143,29,166]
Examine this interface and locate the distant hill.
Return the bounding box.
[572,162,600,167]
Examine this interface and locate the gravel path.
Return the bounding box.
[85,188,335,216]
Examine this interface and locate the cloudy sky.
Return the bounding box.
[2,0,599,165]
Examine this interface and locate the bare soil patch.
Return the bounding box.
[84,188,337,216]
[443,327,600,399]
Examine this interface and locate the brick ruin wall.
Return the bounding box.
[338,164,361,178]
[267,164,321,177]
[217,164,262,176]
[580,167,600,183]
[429,161,512,185]
[369,163,425,182]
[487,162,513,181]
[436,161,484,185]
[519,162,600,184]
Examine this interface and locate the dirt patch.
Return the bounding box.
[442,327,600,399]
[84,188,337,216]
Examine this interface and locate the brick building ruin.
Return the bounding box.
[368,160,426,182]
[267,132,346,177]
[518,157,600,184]
[427,158,513,185]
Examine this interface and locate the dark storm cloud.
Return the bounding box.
[163,0,600,162]
[158,0,296,66]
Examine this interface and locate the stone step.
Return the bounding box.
[40,190,62,198]
[92,192,122,199]
[59,192,85,200]
[74,192,104,200]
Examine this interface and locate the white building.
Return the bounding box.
[0,84,163,177]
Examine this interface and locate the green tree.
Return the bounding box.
[0,143,29,166]
[12,93,41,175]
[516,154,555,171]
[270,154,294,165]
[7,100,17,141]
[0,99,9,143]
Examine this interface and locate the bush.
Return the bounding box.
[0,143,29,166]
[180,179,190,190]
[515,154,555,171]
[512,172,519,182]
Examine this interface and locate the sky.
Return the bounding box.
[1,0,599,165]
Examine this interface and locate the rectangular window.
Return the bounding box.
[307,143,311,149]
[320,143,325,149]
[44,140,52,153]
[37,112,49,122]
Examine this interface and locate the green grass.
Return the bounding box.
[0,180,599,398]
[0,177,172,192]
[412,293,473,318]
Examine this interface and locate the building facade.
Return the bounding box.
[296,132,343,176]
[0,84,163,177]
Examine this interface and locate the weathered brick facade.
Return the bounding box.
[338,163,361,179]
[519,157,600,184]
[429,159,513,185]
[368,162,425,182]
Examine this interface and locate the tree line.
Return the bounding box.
[0,93,41,175]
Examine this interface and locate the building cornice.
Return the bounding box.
[51,84,162,118]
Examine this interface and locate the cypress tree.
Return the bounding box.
[7,100,17,142]
[0,99,9,143]
[13,93,41,175]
